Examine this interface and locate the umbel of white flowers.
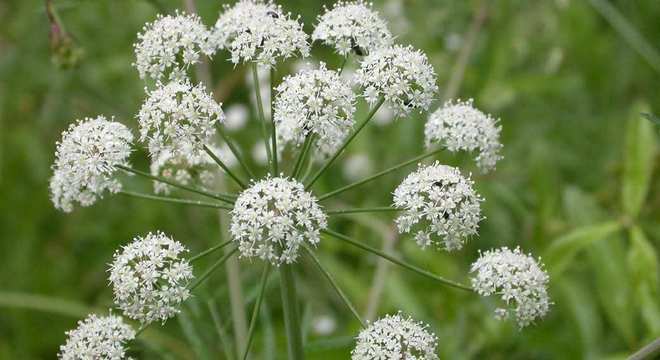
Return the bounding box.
[274,62,356,158]
[211,0,310,65]
[134,11,214,81]
[470,246,552,328]
[49,116,133,213]
[425,99,503,173]
[137,79,225,164]
[109,232,194,325]
[393,161,483,251]
[312,0,393,56]
[58,313,135,360]
[352,312,439,360]
[230,177,328,266]
[355,44,438,117]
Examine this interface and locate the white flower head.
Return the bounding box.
[470,247,551,328]
[58,313,135,360]
[352,312,438,360]
[312,1,393,56]
[138,80,224,163]
[109,231,194,325]
[50,116,133,213]
[211,0,310,65]
[230,177,327,266]
[134,11,213,81]
[355,45,438,117]
[274,63,356,158]
[425,99,503,173]
[393,162,482,251]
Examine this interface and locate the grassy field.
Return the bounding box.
[1,0,660,358]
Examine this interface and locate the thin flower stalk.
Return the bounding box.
[116,164,236,203]
[189,247,239,291]
[119,190,233,210]
[318,147,444,201]
[217,126,256,179]
[291,134,315,179]
[326,207,402,216]
[252,64,274,172]
[279,264,304,360]
[202,144,247,189]
[189,239,234,263]
[322,229,472,291]
[303,246,365,327]
[306,97,385,190]
[242,264,271,360]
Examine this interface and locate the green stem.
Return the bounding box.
[322,229,472,291]
[202,144,247,189]
[189,247,239,291]
[252,64,273,171]
[270,67,279,175]
[327,207,402,216]
[291,134,315,179]
[218,126,256,180]
[318,148,444,201]
[338,55,349,75]
[189,239,234,263]
[119,190,232,210]
[116,165,236,203]
[303,246,365,327]
[242,264,271,360]
[306,98,385,190]
[280,264,304,360]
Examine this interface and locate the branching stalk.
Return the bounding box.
[252,64,273,171]
[303,246,366,327]
[322,229,472,291]
[116,165,236,203]
[189,247,239,291]
[242,264,271,360]
[202,144,247,189]
[327,207,402,216]
[280,264,304,360]
[306,98,385,190]
[218,126,256,180]
[318,148,444,201]
[119,190,232,210]
[291,134,315,179]
[189,239,234,263]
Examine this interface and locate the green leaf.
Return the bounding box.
[622,104,657,218]
[642,112,660,126]
[628,226,660,336]
[544,221,621,276]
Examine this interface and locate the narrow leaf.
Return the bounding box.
[622,105,657,218]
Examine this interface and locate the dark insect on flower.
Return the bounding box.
[404,99,414,108]
[350,37,367,56]
[266,10,279,19]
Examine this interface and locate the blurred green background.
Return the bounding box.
[2,0,660,358]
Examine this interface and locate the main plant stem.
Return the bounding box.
[279,264,304,360]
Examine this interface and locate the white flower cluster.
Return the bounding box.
[425,99,503,173]
[355,45,438,117]
[50,116,133,213]
[138,80,224,164]
[312,1,393,56]
[133,12,213,81]
[393,162,482,251]
[274,63,356,158]
[230,177,327,266]
[109,232,194,325]
[58,313,135,360]
[211,0,309,65]
[352,313,438,360]
[470,247,551,328]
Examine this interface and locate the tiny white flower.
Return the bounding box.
[312,1,393,56]
[274,63,356,158]
[352,312,438,360]
[355,45,438,117]
[58,313,135,360]
[50,116,133,213]
[470,246,552,328]
[425,99,502,173]
[393,162,482,251]
[230,177,327,266]
[137,80,225,164]
[109,231,194,325]
[211,0,309,65]
[133,11,213,81]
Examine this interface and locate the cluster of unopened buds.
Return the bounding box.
[51,1,551,358]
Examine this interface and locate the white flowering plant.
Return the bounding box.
[50,1,553,359]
